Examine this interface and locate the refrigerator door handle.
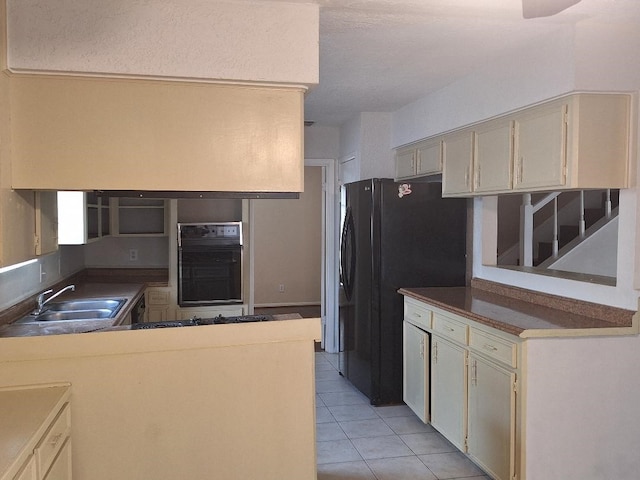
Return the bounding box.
[340,206,356,301]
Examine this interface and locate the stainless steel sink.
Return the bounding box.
[34,309,116,321]
[44,299,125,312]
[14,298,126,324]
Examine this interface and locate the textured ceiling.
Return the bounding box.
[291,0,640,126]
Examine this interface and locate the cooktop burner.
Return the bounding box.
[131,314,274,330]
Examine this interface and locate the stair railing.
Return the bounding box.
[520,192,560,267]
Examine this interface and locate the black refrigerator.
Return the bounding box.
[339,178,467,405]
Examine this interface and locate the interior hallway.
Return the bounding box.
[315,351,490,480]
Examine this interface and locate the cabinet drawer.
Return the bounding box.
[404,300,431,330]
[147,290,169,305]
[469,328,517,368]
[433,313,467,344]
[35,403,71,477]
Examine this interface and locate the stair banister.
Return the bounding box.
[552,196,559,258]
[519,192,560,267]
[579,191,586,238]
[520,194,534,266]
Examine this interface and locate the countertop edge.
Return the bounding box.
[399,286,639,339]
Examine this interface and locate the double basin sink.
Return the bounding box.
[15,299,126,324]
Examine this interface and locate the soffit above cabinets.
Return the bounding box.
[10,75,305,193]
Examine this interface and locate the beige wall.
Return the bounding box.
[253,166,322,306]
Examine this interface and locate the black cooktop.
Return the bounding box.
[132,314,273,330]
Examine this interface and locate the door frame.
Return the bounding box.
[305,159,339,353]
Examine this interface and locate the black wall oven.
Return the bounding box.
[178,222,243,306]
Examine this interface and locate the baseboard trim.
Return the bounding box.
[255,302,321,308]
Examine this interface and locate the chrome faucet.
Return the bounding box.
[35,284,76,314]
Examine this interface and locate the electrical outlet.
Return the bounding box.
[129,249,138,261]
[39,264,46,283]
[278,284,285,293]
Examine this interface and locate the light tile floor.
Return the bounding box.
[315,351,491,480]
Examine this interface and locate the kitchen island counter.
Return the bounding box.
[0,316,321,480]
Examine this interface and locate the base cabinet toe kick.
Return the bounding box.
[402,296,520,480]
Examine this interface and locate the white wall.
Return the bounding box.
[524,334,640,479]
[84,237,169,269]
[392,26,576,148]
[6,0,319,86]
[304,124,340,160]
[338,112,394,183]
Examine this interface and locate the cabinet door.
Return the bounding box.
[395,149,417,179]
[177,305,244,320]
[42,437,72,480]
[14,455,37,480]
[416,140,442,176]
[430,335,466,450]
[442,130,474,196]
[35,191,58,256]
[474,120,513,193]
[467,354,516,480]
[402,321,429,423]
[513,102,567,190]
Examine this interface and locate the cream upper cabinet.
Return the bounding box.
[58,192,110,245]
[34,191,58,256]
[440,93,630,197]
[442,129,474,196]
[473,119,514,194]
[395,149,418,179]
[513,101,567,190]
[395,139,442,180]
[10,75,305,193]
[515,93,630,192]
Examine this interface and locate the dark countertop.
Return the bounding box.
[399,281,637,338]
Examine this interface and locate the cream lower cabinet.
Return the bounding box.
[467,353,516,480]
[431,334,467,451]
[402,321,429,422]
[145,288,172,322]
[0,385,72,480]
[402,297,520,480]
[177,305,244,320]
[42,438,72,480]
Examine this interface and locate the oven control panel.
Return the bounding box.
[178,222,243,246]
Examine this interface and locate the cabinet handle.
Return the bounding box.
[483,344,498,352]
[445,326,455,332]
[49,433,63,447]
[433,342,438,363]
[518,157,524,183]
[471,359,477,386]
[412,312,422,318]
